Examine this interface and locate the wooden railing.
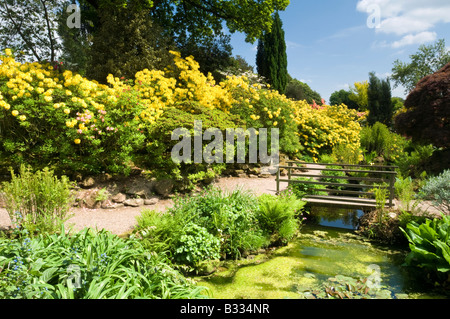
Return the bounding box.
[276,161,398,209]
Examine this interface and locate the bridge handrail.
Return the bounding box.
[276,161,398,208]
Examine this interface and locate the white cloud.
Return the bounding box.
[391,31,437,48]
[357,0,450,47]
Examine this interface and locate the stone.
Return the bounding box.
[153,179,174,197]
[101,200,124,209]
[124,198,144,207]
[125,181,152,198]
[83,196,101,209]
[80,177,95,188]
[111,192,127,203]
[248,167,261,175]
[144,197,159,205]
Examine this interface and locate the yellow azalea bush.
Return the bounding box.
[0,49,146,175]
[291,101,362,161]
[0,48,362,176]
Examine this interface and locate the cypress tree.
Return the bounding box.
[379,78,393,126]
[367,72,394,126]
[255,12,288,93]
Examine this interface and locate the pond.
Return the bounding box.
[194,207,449,299]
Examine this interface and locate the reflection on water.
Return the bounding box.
[308,206,365,230]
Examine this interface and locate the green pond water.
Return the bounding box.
[194,208,449,299]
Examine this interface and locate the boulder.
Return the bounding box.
[153,179,174,197]
[125,180,153,199]
[101,200,124,209]
[144,197,159,205]
[124,198,144,207]
[111,192,127,203]
[80,177,95,188]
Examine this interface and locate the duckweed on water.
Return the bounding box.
[194,225,416,299]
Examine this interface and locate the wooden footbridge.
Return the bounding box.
[276,161,398,210]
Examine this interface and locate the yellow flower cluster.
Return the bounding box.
[291,100,362,161]
[1,48,362,156]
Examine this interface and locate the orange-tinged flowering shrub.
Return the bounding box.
[0,49,145,175]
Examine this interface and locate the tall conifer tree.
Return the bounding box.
[367,72,393,126]
[256,12,288,93]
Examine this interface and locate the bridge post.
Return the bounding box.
[276,165,280,194]
[288,161,292,181]
[388,172,395,208]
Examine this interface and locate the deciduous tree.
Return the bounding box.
[395,62,450,149]
[391,39,450,94]
[0,0,67,62]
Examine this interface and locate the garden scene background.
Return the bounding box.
[0,0,449,301]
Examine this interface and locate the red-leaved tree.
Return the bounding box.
[395,62,450,149]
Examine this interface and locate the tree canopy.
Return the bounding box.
[0,0,64,62]
[391,39,450,94]
[82,0,290,43]
[329,89,359,110]
[395,62,450,149]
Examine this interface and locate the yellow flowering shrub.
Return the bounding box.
[0,49,145,174]
[291,101,362,161]
[0,48,362,176]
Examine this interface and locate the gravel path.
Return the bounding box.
[1,172,444,236]
[0,176,286,236]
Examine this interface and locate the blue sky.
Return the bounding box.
[228,0,450,102]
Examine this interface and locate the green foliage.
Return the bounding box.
[288,177,327,198]
[174,223,221,267]
[86,3,173,83]
[395,143,435,178]
[256,12,288,93]
[329,89,359,110]
[0,165,75,235]
[134,209,185,254]
[0,227,207,299]
[299,274,393,299]
[0,68,148,176]
[286,78,322,104]
[367,72,394,127]
[401,214,450,281]
[419,170,450,213]
[170,187,266,259]
[135,187,305,266]
[82,0,290,44]
[360,122,407,163]
[395,175,416,211]
[320,166,349,191]
[370,184,389,216]
[331,143,362,165]
[227,83,302,156]
[349,81,368,111]
[142,102,239,188]
[256,192,305,244]
[391,39,450,94]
